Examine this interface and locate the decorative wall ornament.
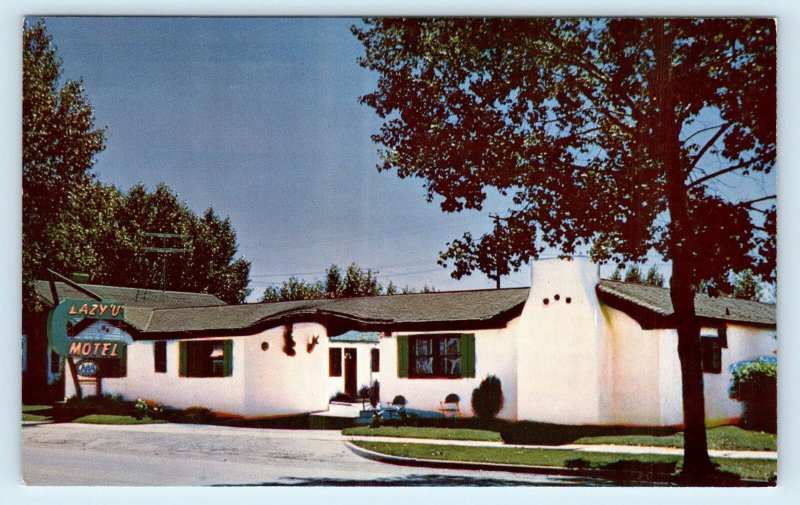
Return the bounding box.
[306,335,320,353]
[282,324,296,356]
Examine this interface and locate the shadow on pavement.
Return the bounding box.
[215,473,647,487]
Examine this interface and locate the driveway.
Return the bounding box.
[22,423,613,486]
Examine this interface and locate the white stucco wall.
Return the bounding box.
[241,323,330,417]
[600,305,665,425]
[658,324,777,426]
[516,257,607,424]
[379,325,518,420]
[67,322,330,418]
[327,341,380,400]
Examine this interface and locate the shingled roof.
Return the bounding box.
[597,279,776,327]
[34,280,226,309]
[135,288,530,338]
[40,278,774,338]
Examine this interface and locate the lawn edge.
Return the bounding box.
[344,441,772,487]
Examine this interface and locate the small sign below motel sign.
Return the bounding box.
[76,360,99,377]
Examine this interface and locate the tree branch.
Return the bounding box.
[687,152,774,188]
[739,195,776,206]
[682,123,730,143]
[686,122,731,173]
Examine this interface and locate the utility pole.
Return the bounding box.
[143,232,188,292]
[488,214,506,289]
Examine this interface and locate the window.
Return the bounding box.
[412,335,461,377]
[371,348,380,373]
[329,348,342,377]
[398,334,475,379]
[701,337,722,374]
[179,340,232,378]
[154,341,167,373]
[99,353,127,378]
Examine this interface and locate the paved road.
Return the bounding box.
[22,423,613,486]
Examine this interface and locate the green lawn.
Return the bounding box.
[574,426,776,452]
[22,405,52,422]
[353,441,776,482]
[22,413,51,422]
[343,426,502,442]
[73,415,167,425]
[22,405,52,413]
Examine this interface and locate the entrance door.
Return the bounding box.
[344,347,357,398]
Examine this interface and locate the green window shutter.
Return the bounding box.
[223,340,233,377]
[460,333,475,378]
[179,341,187,377]
[397,335,409,378]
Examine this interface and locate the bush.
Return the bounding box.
[182,406,213,424]
[64,394,134,416]
[369,380,380,408]
[391,395,407,407]
[729,357,777,432]
[134,399,164,420]
[471,375,503,420]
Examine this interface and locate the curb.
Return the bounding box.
[344,441,773,487]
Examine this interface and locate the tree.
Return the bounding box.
[22,20,251,306]
[324,264,343,298]
[342,263,382,297]
[95,183,252,304]
[353,18,775,481]
[609,267,623,281]
[731,269,762,301]
[623,265,643,284]
[23,19,106,312]
[259,263,433,301]
[645,265,666,288]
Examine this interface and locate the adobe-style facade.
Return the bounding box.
[36,257,777,425]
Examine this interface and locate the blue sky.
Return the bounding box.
[40,17,774,301]
[43,17,529,300]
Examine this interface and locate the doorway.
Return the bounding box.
[344,347,357,398]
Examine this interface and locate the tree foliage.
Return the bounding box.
[623,265,643,283]
[23,19,106,311]
[259,263,435,302]
[23,20,251,306]
[644,265,666,288]
[353,18,775,480]
[731,269,763,301]
[353,18,775,285]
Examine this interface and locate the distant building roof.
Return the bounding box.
[329,331,381,344]
[597,279,776,328]
[34,280,226,310]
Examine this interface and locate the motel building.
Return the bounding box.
[24,257,776,427]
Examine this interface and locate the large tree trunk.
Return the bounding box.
[670,259,714,482]
[654,20,714,483]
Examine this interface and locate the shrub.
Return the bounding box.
[391,395,407,407]
[471,375,503,420]
[369,380,380,408]
[134,399,164,420]
[182,406,213,424]
[729,357,776,432]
